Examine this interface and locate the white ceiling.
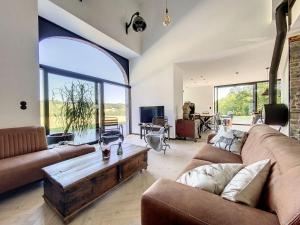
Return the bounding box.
[175,0,300,88]
[179,40,275,87]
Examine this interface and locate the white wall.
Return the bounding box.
[174,66,183,120]
[0,0,40,128]
[130,62,185,138]
[183,86,214,115]
[130,63,177,137]
[291,0,300,27]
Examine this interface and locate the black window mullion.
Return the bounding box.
[128,87,132,134]
[253,83,257,113]
[43,70,50,135]
[215,87,219,114]
[100,82,105,131]
[40,64,130,88]
[95,82,100,138]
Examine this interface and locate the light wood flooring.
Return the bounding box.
[0,135,207,225]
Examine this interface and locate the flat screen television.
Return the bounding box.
[140,106,164,123]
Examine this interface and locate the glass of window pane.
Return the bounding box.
[217,85,254,125]
[257,81,281,113]
[104,84,128,136]
[48,74,97,144]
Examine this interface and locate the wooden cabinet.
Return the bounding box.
[176,119,199,140]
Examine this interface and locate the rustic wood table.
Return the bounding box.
[42,144,149,223]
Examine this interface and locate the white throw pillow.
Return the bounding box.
[221,159,271,207]
[177,163,244,195]
[211,128,247,155]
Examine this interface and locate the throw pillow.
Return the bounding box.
[177,163,244,195]
[221,159,271,207]
[211,128,248,155]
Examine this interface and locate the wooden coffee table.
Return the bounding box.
[42,144,149,223]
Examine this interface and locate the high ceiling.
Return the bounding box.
[136,0,280,87]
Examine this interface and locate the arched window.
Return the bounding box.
[39,37,130,144]
[39,37,128,84]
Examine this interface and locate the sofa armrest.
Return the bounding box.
[50,144,96,161]
[142,179,279,225]
[207,133,216,144]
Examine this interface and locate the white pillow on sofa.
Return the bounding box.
[221,159,271,207]
[211,128,248,155]
[177,163,244,195]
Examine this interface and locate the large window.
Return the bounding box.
[39,37,130,144]
[215,81,281,125]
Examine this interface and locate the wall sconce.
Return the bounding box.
[126,12,147,34]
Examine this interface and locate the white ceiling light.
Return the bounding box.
[163,0,171,26]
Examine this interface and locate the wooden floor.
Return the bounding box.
[0,135,207,225]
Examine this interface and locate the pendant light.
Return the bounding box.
[163,0,171,26]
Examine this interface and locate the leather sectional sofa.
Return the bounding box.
[142,125,300,225]
[0,126,95,194]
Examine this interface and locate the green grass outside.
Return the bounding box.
[40,101,127,132]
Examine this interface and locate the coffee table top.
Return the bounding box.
[42,144,149,189]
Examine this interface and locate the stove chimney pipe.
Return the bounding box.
[269,0,288,104]
[263,0,289,126]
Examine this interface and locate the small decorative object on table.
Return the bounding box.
[117,142,123,156]
[99,142,111,160]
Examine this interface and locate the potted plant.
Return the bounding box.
[47,81,95,145]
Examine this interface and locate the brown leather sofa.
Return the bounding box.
[142,125,300,225]
[0,126,95,194]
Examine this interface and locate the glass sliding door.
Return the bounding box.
[215,80,281,125]
[216,84,254,125]
[48,73,97,144]
[104,83,128,135]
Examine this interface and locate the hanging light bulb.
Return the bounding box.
[163,0,171,26]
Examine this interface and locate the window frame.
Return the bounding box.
[40,64,131,144]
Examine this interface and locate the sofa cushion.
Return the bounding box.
[0,150,60,193]
[211,128,247,155]
[0,126,48,159]
[177,163,243,194]
[180,159,212,177]
[51,144,95,161]
[242,125,300,225]
[221,159,271,207]
[194,144,242,164]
